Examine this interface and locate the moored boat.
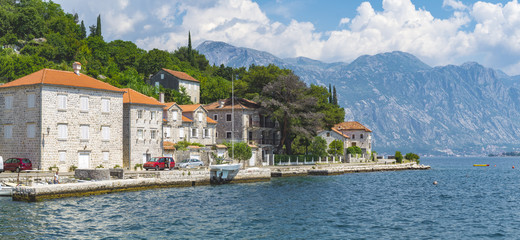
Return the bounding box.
[0,185,13,197]
[473,164,489,167]
[210,164,241,184]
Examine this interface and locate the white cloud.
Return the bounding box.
[339,17,350,25]
[104,11,145,37]
[442,0,467,10]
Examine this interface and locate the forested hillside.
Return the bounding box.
[0,0,344,155]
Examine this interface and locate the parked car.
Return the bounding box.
[144,157,175,171]
[0,156,3,173]
[178,159,204,168]
[4,158,32,172]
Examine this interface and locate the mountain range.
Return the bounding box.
[197,41,520,155]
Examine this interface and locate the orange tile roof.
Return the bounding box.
[206,117,217,124]
[179,104,201,112]
[0,68,124,92]
[182,115,193,122]
[162,68,199,83]
[332,128,350,139]
[123,88,165,106]
[215,144,227,149]
[164,102,178,110]
[334,121,372,132]
[163,141,176,150]
[204,98,260,111]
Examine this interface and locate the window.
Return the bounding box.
[151,111,155,120]
[27,123,36,138]
[248,131,252,141]
[360,134,364,139]
[137,110,143,119]
[80,125,89,140]
[213,114,218,121]
[58,124,68,139]
[102,126,110,141]
[160,74,164,80]
[179,128,184,138]
[226,131,232,139]
[57,94,67,110]
[103,151,109,163]
[27,94,35,108]
[352,134,355,139]
[204,129,210,138]
[155,82,160,88]
[191,128,198,138]
[198,112,203,122]
[164,127,171,138]
[216,132,218,138]
[59,151,67,163]
[4,125,12,139]
[173,111,178,121]
[101,99,110,113]
[80,96,89,112]
[5,95,13,109]
[137,129,144,139]
[151,129,157,139]
[226,114,232,122]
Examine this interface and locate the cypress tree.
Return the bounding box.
[188,31,195,66]
[328,84,332,104]
[96,14,102,37]
[80,20,86,39]
[333,86,338,105]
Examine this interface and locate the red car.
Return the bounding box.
[4,158,32,172]
[144,157,175,171]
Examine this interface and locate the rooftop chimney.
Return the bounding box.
[218,99,225,108]
[159,92,165,103]
[73,62,82,75]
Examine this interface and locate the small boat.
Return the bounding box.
[0,185,13,197]
[473,164,489,167]
[210,164,241,184]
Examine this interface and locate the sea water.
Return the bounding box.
[1,157,520,239]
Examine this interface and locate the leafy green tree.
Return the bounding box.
[259,73,323,154]
[236,64,292,99]
[79,20,86,39]
[307,84,345,129]
[107,40,145,71]
[310,136,327,157]
[291,135,311,155]
[405,152,420,162]
[137,48,174,77]
[200,75,230,103]
[347,146,362,155]
[395,151,403,163]
[224,141,252,163]
[333,85,338,105]
[328,140,344,156]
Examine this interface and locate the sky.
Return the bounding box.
[53,0,520,75]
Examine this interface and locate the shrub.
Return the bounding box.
[395,151,403,163]
[96,164,104,169]
[114,165,122,169]
[134,163,143,171]
[69,165,77,172]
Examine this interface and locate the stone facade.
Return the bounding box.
[123,104,164,169]
[0,84,124,171]
[182,106,216,146]
[149,69,200,103]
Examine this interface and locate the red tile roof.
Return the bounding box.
[334,121,372,132]
[123,88,165,106]
[179,104,201,112]
[163,141,176,150]
[332,128,350,139]
[0,68,124,92]
[182,115,193,122]
[204,98,260,111]
[206,117,217,124]
[162,68,199,83]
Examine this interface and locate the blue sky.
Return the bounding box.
[54,0,520,75]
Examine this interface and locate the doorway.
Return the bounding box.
[78,152,90,169]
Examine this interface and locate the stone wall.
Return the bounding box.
[0,85,42,168]
[40,86,124,171]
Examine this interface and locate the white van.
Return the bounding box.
[0,156,3,173]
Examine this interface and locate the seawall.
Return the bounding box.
[11,163,428,202]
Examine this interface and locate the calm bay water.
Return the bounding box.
[2,157,520,239]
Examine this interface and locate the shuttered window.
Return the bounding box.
[80,125,89,140]
[198,112,203,122]
[58,124,68,139]
[173,111,178,121]
[179,128,184,139]
[101,99,110,113]
[102,126,110,141]
[137,129,143,139]
[80,96,89,112]
[5,95,13,109]
[57,94,67,110]
[27,123,36,138]
[27,94,35,108]
[4,125,12,139]
[59,151,67,163]
[103,151,109,163]
[164,127,171,138]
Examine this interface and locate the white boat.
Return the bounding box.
[210,164,241,184]
[0,185,13,197]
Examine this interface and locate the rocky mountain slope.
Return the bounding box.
[197,41,520,155]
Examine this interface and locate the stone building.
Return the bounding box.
[317,128,350,152]
[162,102,184,157]
[0,64,124,171]
[122,88,165,169]
[149,68,200,103]
[334,121,373,154]
[205,98,279,166]
[177,104,217,146]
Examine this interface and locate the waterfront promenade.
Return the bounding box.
[2,163,429,202]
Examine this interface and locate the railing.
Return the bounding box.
[274,155,344,165]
